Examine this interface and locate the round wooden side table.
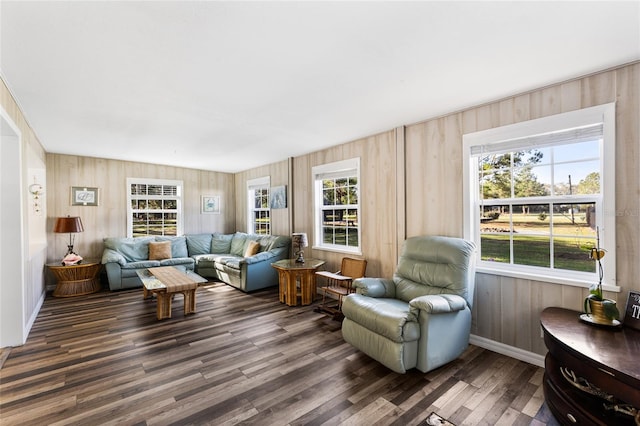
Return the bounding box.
[47,261,102,297]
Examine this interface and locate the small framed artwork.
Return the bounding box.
[71,186,100,206]
[202,195,221,214]
[623,290,640,331]
[270,185,287,209]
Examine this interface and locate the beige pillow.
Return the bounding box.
[244,240,260,257]
[149,241,172,260]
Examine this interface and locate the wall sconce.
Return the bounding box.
[28,182,44,213]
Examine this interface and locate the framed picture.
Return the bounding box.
[623,290,640,331]
[202,195,220,214]
[270,185,287,209]
[71,186,100,206]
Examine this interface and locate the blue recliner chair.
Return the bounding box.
[341,235,476,373]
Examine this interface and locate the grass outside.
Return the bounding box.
[481,213,596,272]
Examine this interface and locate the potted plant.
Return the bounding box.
[583,228,619,325]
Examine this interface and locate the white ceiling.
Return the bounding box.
[1,1,639,173]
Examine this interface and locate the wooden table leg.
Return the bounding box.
[285,271,298,306]
[300,271,313,305]
[278,270,286,303]
[183,289,196,315]
[155,292,172,320]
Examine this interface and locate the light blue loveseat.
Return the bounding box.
[102,232,291,292]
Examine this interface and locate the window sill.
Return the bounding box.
[312,245,362,256]
[475,264,621,293]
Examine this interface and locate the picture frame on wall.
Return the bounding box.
[202,195,221,214]
[71,186,100,206]
[270,185,287,209]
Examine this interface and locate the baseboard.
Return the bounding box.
[470,334,545,368]
[24,291,46,342]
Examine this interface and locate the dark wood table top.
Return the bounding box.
[540,307,640,384]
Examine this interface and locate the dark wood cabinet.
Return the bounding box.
[540,307,640,425]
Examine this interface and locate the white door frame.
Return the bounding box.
[0,106,27,347]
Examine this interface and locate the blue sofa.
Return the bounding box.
[102,232,291,292]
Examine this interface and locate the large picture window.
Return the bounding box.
[127,178,183,237]
[463,103,616,289]
[247,176,270,235]
[313,158,361,254]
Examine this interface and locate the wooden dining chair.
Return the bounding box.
[315,257,367,318]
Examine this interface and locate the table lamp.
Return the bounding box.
[53,216,84,264]
[291,232,308,263]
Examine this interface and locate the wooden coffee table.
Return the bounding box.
[136,266,207,320]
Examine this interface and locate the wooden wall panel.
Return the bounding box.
[46,154,235,265]
[234,158,290,237]
[406,62,640,356]
[287,130,398,278]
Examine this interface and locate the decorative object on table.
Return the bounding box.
[582,227,620,326]
[269,185,287,209]
[53,216,84,264]
[202,195,220,214]
[71,186,100,206]
[291,232,308,263]
[623,290,640,331]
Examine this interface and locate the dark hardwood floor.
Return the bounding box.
[0,281,557,425]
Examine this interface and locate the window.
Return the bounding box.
[127,178,183,237]
[313,158,361,254]
[463,103,616,289]
[247,176,270,235]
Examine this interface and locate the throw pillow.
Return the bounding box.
[149,241,172,260]
[243,240,260,257]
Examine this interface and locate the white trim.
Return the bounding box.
[463,103,616,288]
[469,334,545,368]
[312,157,361,253]
[246,176,270,234]
[126,177,183,237]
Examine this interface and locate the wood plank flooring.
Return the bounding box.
[0,281,557,425]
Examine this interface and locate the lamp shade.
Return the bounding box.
[53,216,84,233]
[291,232,308,248]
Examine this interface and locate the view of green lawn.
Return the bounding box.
[481,212,597,272]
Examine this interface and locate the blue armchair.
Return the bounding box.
[341,235,476,373]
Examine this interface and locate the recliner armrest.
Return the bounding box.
[409,294,467,314]
[353,278,396,298]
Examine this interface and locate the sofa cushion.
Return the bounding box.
[211,233,233,254]
[149,241,172,260]
[160,257,195,268]
[186,234,213,256]
[156,236,188,258]
[244,240,261,257]
[230,232,248,256]
[121,260,161,269]
[104,237,154,262]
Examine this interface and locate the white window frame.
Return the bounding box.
[126,177,183,238]
[312,157,361,255]
[247,176,270,235]
[463,103,617,291]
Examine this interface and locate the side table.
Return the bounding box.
[540,307,640,425]
[47,261,102,297]
[271,258,325,306]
